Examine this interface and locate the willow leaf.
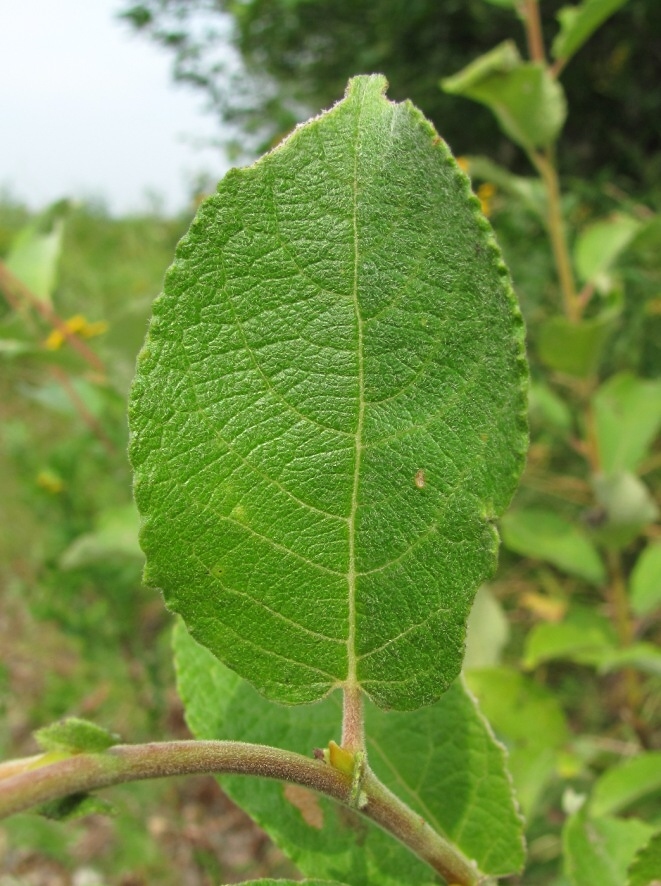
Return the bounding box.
[129,75,528,710]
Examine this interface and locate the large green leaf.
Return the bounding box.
[441,41,567,150]
[129,75,528,710]
[174,623,525,883]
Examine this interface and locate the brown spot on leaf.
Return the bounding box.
[283,784,324,829]
[414,469,425,489]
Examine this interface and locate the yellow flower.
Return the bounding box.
[44,314,109,350]
[36,469,64,494]
[456,155,470,173]
[477,182,496,217]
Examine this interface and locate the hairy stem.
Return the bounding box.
[0,740,485,885]
[341,683,365,752]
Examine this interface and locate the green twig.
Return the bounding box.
[530,149,581,321]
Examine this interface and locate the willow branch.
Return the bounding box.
[0,740,485,886]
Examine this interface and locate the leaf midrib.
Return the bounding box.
[346,90,365,690]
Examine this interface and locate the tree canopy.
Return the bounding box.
[120,0,661,188]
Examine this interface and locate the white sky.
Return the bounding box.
[0,0,229,215]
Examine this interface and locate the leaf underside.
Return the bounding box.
[129,74,528,710]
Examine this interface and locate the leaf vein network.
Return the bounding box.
[193,551,344,644]
[181,364,348,524]
[212,251,354,437]
[201,609,341,683]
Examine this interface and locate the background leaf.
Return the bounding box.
[4,199,70,304]
[500,508,606,584]
[129,74,528,710]
[441,41,567,150]
[574,213,641,286]
[627,831,661,886]
[592,373,661,475]
[174,622,525,882]
[537,311,619,378]
[552,0,632,64]
[630,542,661,617]
[463,585,510,669]
[523,610,617,670]
[591,752,661,818]
[563,808,654,886]
[465,667,570,818]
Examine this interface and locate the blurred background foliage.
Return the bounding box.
[2,0,661,884]
[119,0,661,189]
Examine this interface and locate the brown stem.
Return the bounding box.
[0,261,106,375]
[49,366,117,456]
[606,552,648,745]
[0,740,485,886]
[521,0,546,64]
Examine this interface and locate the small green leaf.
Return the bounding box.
[563,808,654,886]
[628,830,661,886]
[465,667,569,817]
[593,373,661,475]
[591,472,659,549]
[130,74,528,711]
[35,718,120,754]
[630,542,661,617]
[593,643,661,678]
[591,752,661,818]
[500,508,606,584]
[441,41,567,150]
[529,381,573,435]
[574,214,641,286]
[538,311,619,378]
[5,199,70,304]
[552,0,632,64]
[60,503,143,570]
[37,793,115,822]
[463,585,510,669]
[523,611,617,670]
[174,622,525,882]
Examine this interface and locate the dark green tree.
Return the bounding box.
[120,0,661,187]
